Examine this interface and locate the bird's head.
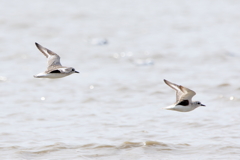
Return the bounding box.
[194,101,205,107]
[70,68,79,74]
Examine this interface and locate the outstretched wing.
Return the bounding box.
[164,79,196,102]
[35,42,62,69]
[178,85,196,102]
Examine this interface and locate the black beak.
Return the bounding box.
[201,104,205,106]
[75,71,80,73]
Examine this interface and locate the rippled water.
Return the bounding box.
[1,0,240,159]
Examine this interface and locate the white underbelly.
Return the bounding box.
[164,105,196,112]
[34,72,70,78]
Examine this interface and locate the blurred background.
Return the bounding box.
[0,0,240,159]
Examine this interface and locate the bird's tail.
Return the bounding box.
[162,105,175,110]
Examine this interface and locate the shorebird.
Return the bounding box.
[163,79,205,112]
[34,42,79,78]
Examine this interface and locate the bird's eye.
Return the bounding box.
[72,69,75,71]
[197,102,200,104]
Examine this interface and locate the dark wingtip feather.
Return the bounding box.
[163,79,169,84]
[35,42,40,48]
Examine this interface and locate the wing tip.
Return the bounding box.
[35,42,42,50]
[35,42,39,47]
[35,42,49,58]
[163,79,171,85]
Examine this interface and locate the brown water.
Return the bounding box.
[1,0,240,159]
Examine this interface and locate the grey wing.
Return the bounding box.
[47,55,62,69]
[164,79,184,102]
[164,79,196,103]
[35,42,62,69]
[178,86,196,102]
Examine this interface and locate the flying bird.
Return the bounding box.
[34,42,79,78]
[163,79,205,112]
